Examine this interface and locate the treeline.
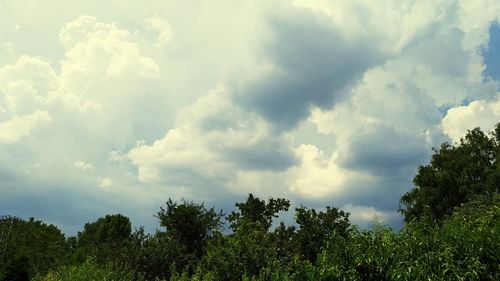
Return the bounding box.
[1,124,500,281]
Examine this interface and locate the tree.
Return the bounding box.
[199,194,290,280]
[227,193,290,232]
[400,123,500,222]
[0,254,31,281]
[132,231,185,280]
[156,199,223,263]
[293,206,350,262]
[0,216,66,278]
[270,222,296,264]
[76,214,133,263]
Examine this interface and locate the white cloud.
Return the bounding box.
[59,16,159,100]
[0,111,51,143]
[73,161,94,171]
[98,178,113,188]
[0,56,59,114]
[128,87,297,199]
[442,94,500,141]
[286,144,372,198]
[144,16,172,47]
[0,15,166,194]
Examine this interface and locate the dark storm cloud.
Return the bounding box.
[234,9,385,129]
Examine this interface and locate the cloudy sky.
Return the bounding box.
[1,0,499,234]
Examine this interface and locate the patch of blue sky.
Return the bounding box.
[482,21,500,81]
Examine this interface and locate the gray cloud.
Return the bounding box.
[234,8,385,129]
[337,123,430,175]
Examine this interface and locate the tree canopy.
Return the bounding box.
[156,199,223,259]
[0,216,66,280]
[400,123,500,222]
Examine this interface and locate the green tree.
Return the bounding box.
[1,254,31,281]
[34,257,142,281]
[199,194,290,280]
[132,231,185,280]
[201,229,277,281]
[270,222,296,264]
[156,199,223,270]
[293,206,350,262]
[0,216,66,278]
[76,214,133,264]
[400,123,500,222]
[227,193,290,232]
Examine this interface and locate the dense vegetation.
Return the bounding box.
[1,124,499,281]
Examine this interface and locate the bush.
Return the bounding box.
[34,258,143,281]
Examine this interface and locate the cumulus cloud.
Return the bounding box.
[144,16,172,47]
[0,111,51,144]
[286,144,373,199]
[0,15,168,232]
[59,16,159,98]
[1,0,500,234]
[128,87,297,199]
[442,94,500,141]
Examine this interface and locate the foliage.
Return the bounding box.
[34,258,142,281]
[293,206,351,262]
[131,231,185,280]
[75,214,133,264]
[197,194,290,281]
[0,254,31,281]
[0,216,66,279]
[227,193,290,232]
[199,227,277,281]
[157,199,223,259]
[5,194,500,281]
[400,123,500,222]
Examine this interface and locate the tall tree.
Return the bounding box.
[201,194,289,280]
[293,206,350,262]
[0,216,66,279]
[76,214,133,263]
[156,199,223,261]
[132,231,185,281]
[400,123,500,222]
[227,193,290,232]
[0,255,30,281]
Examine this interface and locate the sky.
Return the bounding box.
[0,0,499,235]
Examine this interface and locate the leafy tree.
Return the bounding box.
[0,216,66,278]
[270,222,296,264]
[200,228,277,281]
[132,231,185,280]
[156,199,223,270]
[440,194,500,279]
[227,193,290,232]
[34,257,142,281]
[400,123,500,222]
[76,214,133,264]
[198,194,290,280]
[293,206,350,262]
[0,254,31,281]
